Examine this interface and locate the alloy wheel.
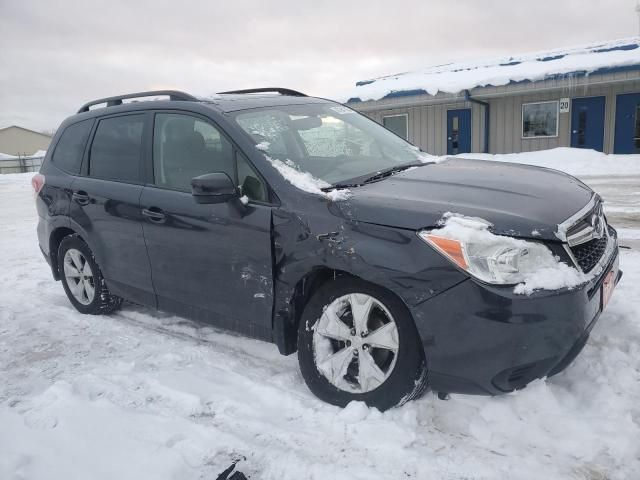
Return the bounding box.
[63,248,95,305]
[313,293,399,393]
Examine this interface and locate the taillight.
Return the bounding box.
[32,173,45,195]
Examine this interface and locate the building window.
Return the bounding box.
[382,114,408,140]
[522,101,558,138]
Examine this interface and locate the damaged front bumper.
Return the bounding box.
[411,235,622,396]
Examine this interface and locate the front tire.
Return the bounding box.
[297,277,428,411]
[58,234,122,315]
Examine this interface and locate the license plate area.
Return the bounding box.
[601,267,617,311]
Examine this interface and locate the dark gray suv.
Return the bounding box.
[34,89,621,410]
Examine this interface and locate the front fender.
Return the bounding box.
[271,205,467,354]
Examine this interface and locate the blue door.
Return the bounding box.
[571,97,605,152]
[447,109,471,155]
[614,93,640,154]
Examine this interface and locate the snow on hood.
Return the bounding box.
[434,213,587,295]
[345,37,640,102]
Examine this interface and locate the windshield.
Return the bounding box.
[233,103,429,186]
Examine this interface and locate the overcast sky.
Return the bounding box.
[1,0,638,132]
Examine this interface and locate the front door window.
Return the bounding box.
[153,113,235,192]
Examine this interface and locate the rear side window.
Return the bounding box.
[89,115,144,182]
[51,120,93,174]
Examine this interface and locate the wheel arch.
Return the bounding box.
[272,266,412,356]
[49,226,83,280]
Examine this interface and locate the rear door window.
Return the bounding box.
[51,119,93,174]
[89,115,145,183]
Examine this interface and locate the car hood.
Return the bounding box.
[336,158,594,241]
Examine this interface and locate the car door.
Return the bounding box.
[69,112,155,306]
[140,111,274,339]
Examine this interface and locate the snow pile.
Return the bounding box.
[346,37,640,102]
[409,145,441,164]
[456,147,640,177]
[0,152,16,160]
[263,155,352,201]
[1,173,639,479]
[512,264,587,295]
[434,213,586,294]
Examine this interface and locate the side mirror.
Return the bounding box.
[191,172,238,204]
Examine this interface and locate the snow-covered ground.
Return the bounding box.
[456,147,640,177]
[1,153,640,479]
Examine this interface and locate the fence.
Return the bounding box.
[0,155,44,174]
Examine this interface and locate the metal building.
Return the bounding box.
[0,125,52,156]
[346,38,640,155]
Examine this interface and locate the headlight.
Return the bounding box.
[417,230,560,285]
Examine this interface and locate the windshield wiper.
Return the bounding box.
[322,162,426,191]
[321,182,362,191]
[360,162,424,185]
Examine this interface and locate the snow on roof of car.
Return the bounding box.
[345,37,640,103]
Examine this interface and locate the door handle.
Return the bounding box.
[142,207,166,223]
[72,191,90,206]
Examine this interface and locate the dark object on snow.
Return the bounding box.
[35,88,622,411]
[216,462,248,480]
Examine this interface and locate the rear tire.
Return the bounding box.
[58,234,122,315]
[297,277,428,411]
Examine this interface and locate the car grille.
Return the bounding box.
[570,234,608,273]
[564,199,613,274]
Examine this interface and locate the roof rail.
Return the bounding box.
[217,87,307,97]
[77,90,198,113]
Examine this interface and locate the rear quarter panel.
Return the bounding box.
[36,161,74,258]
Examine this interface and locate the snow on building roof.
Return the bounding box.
[346,37,640,103]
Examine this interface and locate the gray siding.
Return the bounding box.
[0,126,51,156]
[364,101,485,156]
[487,79,640,154]
[351,71,640,155]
